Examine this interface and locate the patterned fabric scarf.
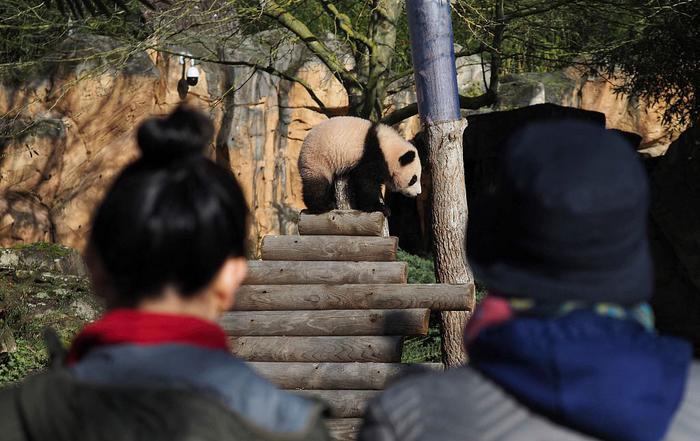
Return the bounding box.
[464,294,654,348]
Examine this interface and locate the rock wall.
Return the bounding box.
[0,40,165,249]
[0,36,678,254]
[0,35,352,254]
[491,67,679,156]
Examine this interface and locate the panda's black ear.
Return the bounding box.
[399,150,416,166]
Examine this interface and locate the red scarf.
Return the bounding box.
[66,309,229,364]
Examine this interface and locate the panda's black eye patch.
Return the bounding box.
[399,150,416,166]
[409,175,417,186]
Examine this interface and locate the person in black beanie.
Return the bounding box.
[359,120,699,441]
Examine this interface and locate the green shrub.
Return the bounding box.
[396,249,436,284]
[397,250,441,363]
[0,338,46,385]
[11,242,73,258]
[396,250,489,363]
[401,325,442,363]
[0,244,96,386]
[475,281,488,302]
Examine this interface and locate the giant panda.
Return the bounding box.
[298,116,422,215]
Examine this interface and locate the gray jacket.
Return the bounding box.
[359,364,700,441]
[0,343,330,441]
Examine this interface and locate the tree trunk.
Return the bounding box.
[364,0,403,121]
[335,178,389,236]
[426,120,472,366]
[406,0,473,367]
[334,178,352,210]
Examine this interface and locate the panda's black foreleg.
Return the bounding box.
[346,170,390,216]
[302,175,335,214]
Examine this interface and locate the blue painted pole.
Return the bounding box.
[406,0,461,124]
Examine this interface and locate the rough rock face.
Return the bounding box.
[214,37,350,246]
[0,35,677,253]
[497,67,680,155]
[0,36,173,249]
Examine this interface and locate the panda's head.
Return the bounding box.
[392,148,422,197]
[376,124,422,197]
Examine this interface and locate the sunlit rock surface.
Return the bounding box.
[0,35,677,252]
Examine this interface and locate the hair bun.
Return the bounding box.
[136,106,214,163]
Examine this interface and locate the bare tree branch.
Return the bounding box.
[360,0,403,121]
[224,61,331,114]
[317,0,375,53]
[487,0,505,92]
[504,0,581,20]
[387,45,484,86]
[157,49,332,116]
[262,0,362,90]
[386,67,414,85]
[454,45,486,58]
[49,0,164,18]
[380,90,496,126]
[380,102,418,126]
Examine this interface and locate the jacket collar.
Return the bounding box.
[67,309,228,364]
[469,310,692,441]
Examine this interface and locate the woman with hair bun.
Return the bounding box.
[0,106,330,441]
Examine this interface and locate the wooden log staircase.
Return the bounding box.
[224,210,475,440]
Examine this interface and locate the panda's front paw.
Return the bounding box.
[380,205,391,217]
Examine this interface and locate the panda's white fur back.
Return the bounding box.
[298,116,415,181]
[298,117,371,182]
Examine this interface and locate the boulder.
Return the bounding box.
[0,325,17,361]
[0,243,87,277]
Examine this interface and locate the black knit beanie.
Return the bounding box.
[467,120,652,304]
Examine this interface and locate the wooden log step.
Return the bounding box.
[299,210,386,236]
[220,309,429,337]
[326,418,363,441]
[245,261,407,285]
[234,283,474,311]
[261,235,397,262]
[248,362,443,390]
[298,390,377,418]
[229,336,403,362]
